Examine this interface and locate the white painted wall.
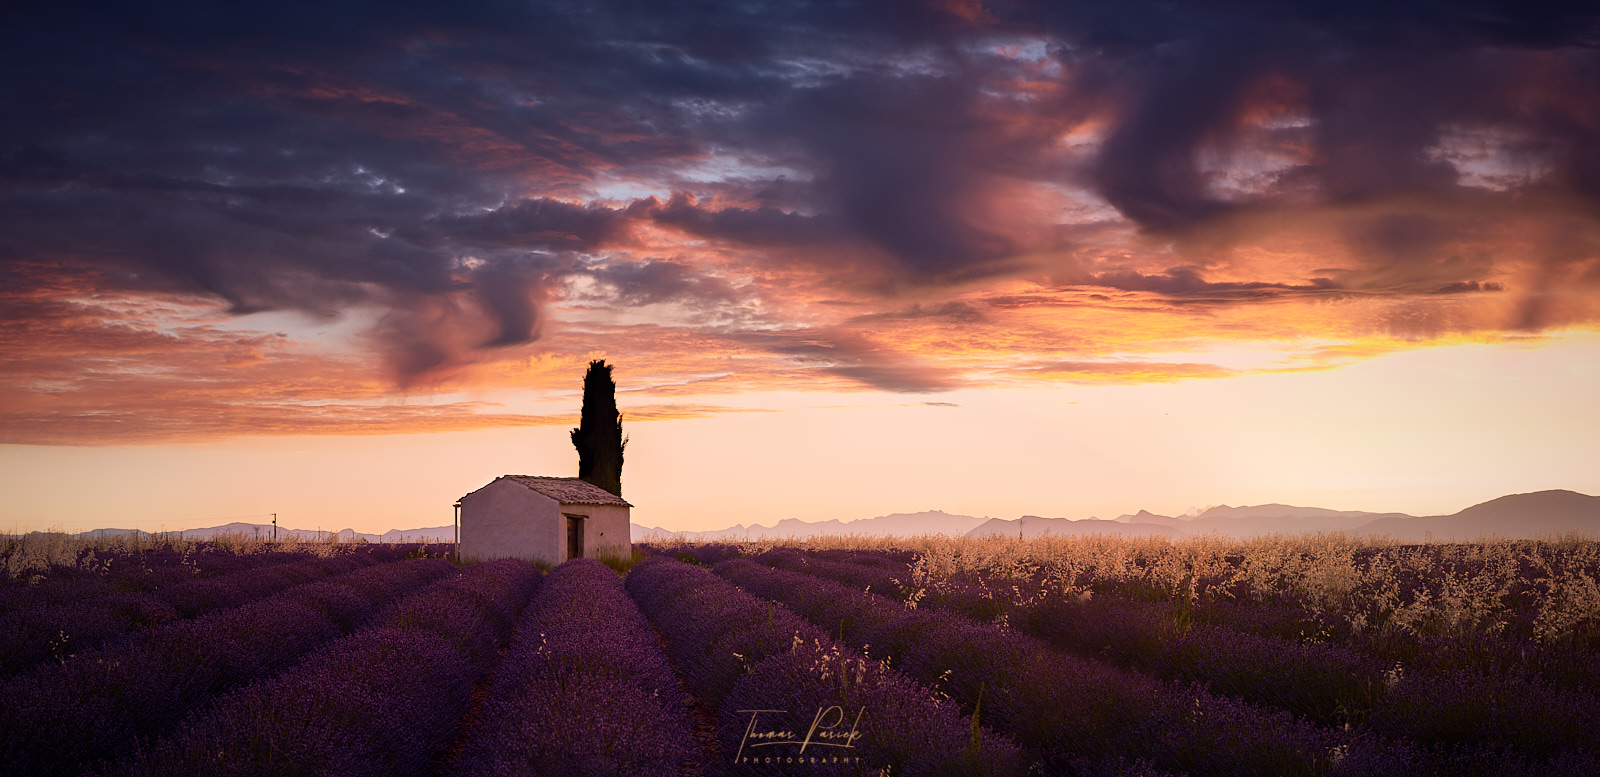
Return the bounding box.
[459,478,561,564]
[459,478,633,565]
[559,503,631,561]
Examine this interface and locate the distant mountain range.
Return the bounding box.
[35,523,457,544]
[19,490,1597,544]
[631,511,991,542]
[634,490,1600,542]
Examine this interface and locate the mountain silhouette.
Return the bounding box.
[25,491,1596,544]
[1353,490,1600,541]
[966,516,1179,539]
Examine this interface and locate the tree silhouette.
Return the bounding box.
[571,359,626,496]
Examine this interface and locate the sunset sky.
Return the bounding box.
[4,1,1599,535]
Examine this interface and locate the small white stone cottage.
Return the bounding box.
[458,475,632,565]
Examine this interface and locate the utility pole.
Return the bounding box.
[453,501,461,562]
[272,513,277,543]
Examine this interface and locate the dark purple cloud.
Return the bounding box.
[3,0,1598,382]
[584,259,746,309]
[845,301,986,324]
[1073,266,1342,300]
[647,193,844,249]
[733,330,965,393]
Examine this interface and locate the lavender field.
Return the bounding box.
[2,531,1596,776]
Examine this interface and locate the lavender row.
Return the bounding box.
[763,549,1600,771]
[775,543,1600,666]
[0,547,334,611]
[759,548,1388,727]
[0,557,456,777]
[758,549,909,598]
[1019,553,1596,699]
[157,552,379,616]
[117,558,541,777]
[1027,594,1387,726]
[0,553,378,677]
[891,542,1600,681]
[1344,622,1600,693]
[626,556,1027,776]
[1365,666,1600,763]
[0,591,178,676]
[716,558,1338,776]
[448,558,699,776]
[0,546,401,623]
[628,555,829,705]
[1332,738,1600,776]
[792,548,1600,742]
[640,541,749,567]
[0,548,189,601]
[1177,588,1600,691]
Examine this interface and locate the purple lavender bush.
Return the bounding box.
[1015,593,1387,726]
[1333,736,1600,777]
[0,549,308,623]
[627,555,831,706]
[157,553,376,616]
[114,558,540,777]
[719,558,907,647]
[0,591,178,676]
[374,557,539,666]
[689,542,749,566]
[1164,624,1386,725]
[120,626,476,777]
[1,544,291,596]
[0,557,455,777]
[634,541,748,567]
[0,554,384,678]
[723,637,1028,777]
[767,548,1388,727]
[629,557,1025,776]
[1368,667,1600,760]
[448,558,699,777]
[1359,628,1600,693]
[756,549,910,598]
[717,559,1340,776]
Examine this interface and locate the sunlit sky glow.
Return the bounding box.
[3,2,1599,533]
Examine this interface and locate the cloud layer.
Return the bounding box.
[3,0,1599,442]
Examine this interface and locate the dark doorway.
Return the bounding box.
[565,514,585,561]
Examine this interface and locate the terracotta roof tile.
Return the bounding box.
[501,475,632,507]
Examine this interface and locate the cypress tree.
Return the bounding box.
[571,359,626,496]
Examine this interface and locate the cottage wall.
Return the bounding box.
[557,503,631,561]
[459,478,562,564]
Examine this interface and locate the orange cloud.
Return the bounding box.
[7,6,1600,446]
[7,240,1595,446]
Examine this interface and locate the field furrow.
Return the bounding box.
[0,557,456,777]
[716,556,1340,776]
[447,557,701,776]
[0,553,380,677]
[628,556,1029,776]
[754,547,1388,727]
[113,558,541,777]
